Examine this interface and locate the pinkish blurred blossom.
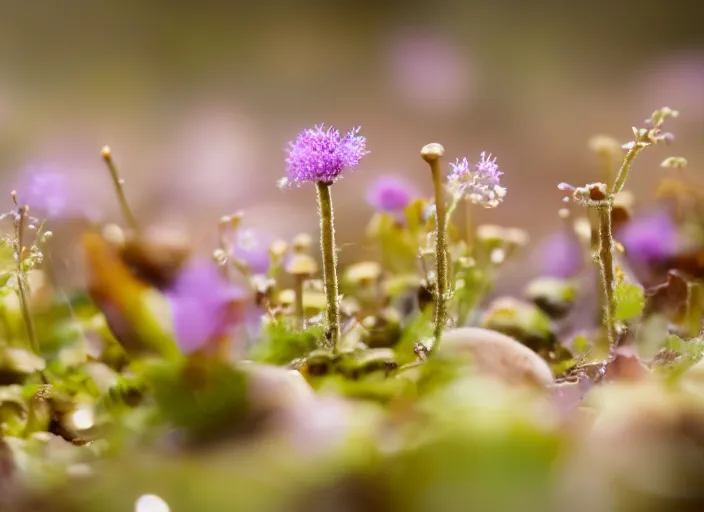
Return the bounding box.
[638,52,704,121]
[231,229,272,275]
[617,209,680,265]
[536,227,584,278]
[366,175,417,214]
[162,104,265,212]
[14,164,102,220]
[387,31,473,114]
[166,258,246,354]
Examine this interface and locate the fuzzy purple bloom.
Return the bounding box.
[15,165,70,218]
[618,210,679,264]
[283,125,368,186]
[366,176,416,213]
[448,152,506,208]
[166,258,245,354]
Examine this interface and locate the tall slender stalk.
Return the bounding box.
[11,203,40,357]
[293,274,305,330]
[464,197,474,250]
[421,143,448,350]
[316,182,340,351]
[612,142,646,195]
[102,146,138,231]
[596,202,616,347]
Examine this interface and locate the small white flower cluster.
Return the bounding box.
[448,152,506,208]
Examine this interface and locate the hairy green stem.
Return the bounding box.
[102,147,138,231]
[14,207,40,357]
[430,160,448,347]
[597,203,616,347]
[612,143,645,195]
[464,197,474,250]
[293,274,305,330]
[316,182,340,350]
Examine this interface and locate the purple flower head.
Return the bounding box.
[618,209,679,264]
[537,228,583,278]
[282,125,368,186]
[448,152,506,208]
[366,176,417,214]
[231,229,271,274]
[15,165,70,218]
[166,258,246,354]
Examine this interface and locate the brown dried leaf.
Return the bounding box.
[662,249,704,280]
[120,229,192,289]
[643,270,689,323]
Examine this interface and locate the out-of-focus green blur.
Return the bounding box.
[0,0,702,254]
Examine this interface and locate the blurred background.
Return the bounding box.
[0,0,702,270]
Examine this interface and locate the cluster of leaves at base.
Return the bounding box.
[248,321,321,365]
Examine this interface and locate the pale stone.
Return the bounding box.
[438,327,554,388]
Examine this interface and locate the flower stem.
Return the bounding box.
[14,206,41,357]
[102,146,138,231]
[293,274,305,329]
[464,197,474,250]
[421,144,448,350]
[597,202,616,347]
[612,143,645,195]
[316,182,340,351]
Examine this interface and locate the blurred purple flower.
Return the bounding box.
[537,228,583,278]
[15,165,70,218]
[283,125,368,186]
[618,210,679,264]
[387,31,473,114]
[366,176,416,214]
[449,152,506,208]
[166,258,245,354]
[231,229,271,274]
[638,52,704,120]
[14,164,103,220]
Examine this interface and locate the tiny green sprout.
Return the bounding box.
[613,275,645,323]
[102,223,126,247]
[212,248,227,266]
[292,233,313,253]
[219,211,244,230]
[268,239,289,276]
[343,261,382,287]
[285,252,319,329]
[269,239,288,260]
[589,135,621,185]
[39,231,52,244]
[647,106,679,127]
[8,199,41,363]
[525,277,577,319]
[660,156,688,169]
[481,296,554,352]
[589,135,621,155]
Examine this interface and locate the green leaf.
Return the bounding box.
[614,280,644,322]
[571,335,592,356]
[656,335,704,382]
[249,322,321,365]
